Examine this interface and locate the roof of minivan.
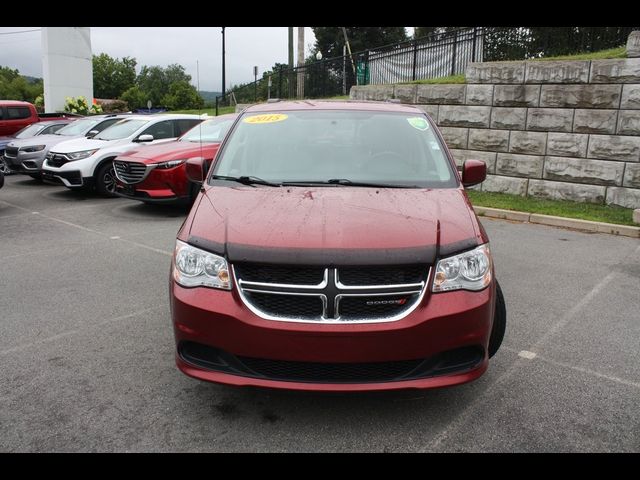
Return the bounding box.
[243,100,422,114]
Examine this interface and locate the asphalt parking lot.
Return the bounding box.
[1,174,639,452]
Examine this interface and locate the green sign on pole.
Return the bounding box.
[356,58,369,85]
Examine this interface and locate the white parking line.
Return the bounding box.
[518,350,537,359]
[0,198,173,257]
[422,245,640,452]
[0,306,164,357]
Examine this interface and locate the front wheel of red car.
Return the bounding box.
[488,281,506,358]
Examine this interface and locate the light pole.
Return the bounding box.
[221,27,226,96]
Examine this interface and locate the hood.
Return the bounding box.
[8,134,83,149]
[185,186,482,266]
[49,136,113,153]
[116,140,220,164]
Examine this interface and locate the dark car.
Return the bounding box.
[169,100,507,392]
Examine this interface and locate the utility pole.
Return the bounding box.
[221,27,226,96]
[288,26,294,98]
[341,27,357,80]
[288,27,294,69]
[297,26,305,99]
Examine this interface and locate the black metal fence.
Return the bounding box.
[216,27,638,114]
[483,26,638,61]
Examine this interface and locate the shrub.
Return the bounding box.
[63,96,103,115]
[99,99,129,113]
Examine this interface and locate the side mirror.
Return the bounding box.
[185,157,206,183]
[462,159,486,187]
[136,134,154,143]
[86,130,99,138]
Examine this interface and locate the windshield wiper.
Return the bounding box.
[211,175,282,187]
[283,179,417,189]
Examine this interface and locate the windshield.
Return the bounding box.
[95,119,148,140]
[180,117,235,143]
[57,118,102,136]
[211,110,457,188]
[15,124,45,138]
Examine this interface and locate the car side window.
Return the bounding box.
[174,119,201,137]
[141,120,175,140]
[42,124,65,135]
[7,107,31,119]
[94,118,120,133]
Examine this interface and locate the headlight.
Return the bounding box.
[20,145,46,153]
[155,159,186,169]
[173,240,231,290]
[67,149,98,160]
[432,244,492,292]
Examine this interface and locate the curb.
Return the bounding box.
[474,206,640,238]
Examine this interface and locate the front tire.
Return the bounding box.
[488,281,506,358]
[95,161,117,197]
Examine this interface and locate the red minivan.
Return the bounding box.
[113,114,238,204]
[170,101,506,392]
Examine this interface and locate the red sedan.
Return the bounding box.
[113,114,238,204]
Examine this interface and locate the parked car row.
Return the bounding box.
[0,111,239,204]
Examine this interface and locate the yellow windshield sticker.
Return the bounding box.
[407,117,429,131]
[243,114,288,124]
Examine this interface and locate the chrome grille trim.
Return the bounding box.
[234,265,430,324]
[238,269,329,291]
[113,160,151,184]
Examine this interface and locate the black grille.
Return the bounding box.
[179,341,484,384]
[339,294,418,319]
[338,265,427,286]
[240,356,423,382]
[47,153,68,168]
[4,147,18,158]
[114,160,147,184]
[245,291,323,318]
[235,263,325,285]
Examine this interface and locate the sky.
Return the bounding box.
[0,27,324,92]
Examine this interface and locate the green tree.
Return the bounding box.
[136,65,169,106]
[0,66,43,103]
[311,27,408,58]
[93,53,137,99]
[120,85,147,110]
[160,80,203,110]
[136,64,199,108]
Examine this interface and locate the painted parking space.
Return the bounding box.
[1,174,638,452]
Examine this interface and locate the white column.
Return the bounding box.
[42,27,93,113]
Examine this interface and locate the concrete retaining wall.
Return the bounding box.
[350,57,640,208]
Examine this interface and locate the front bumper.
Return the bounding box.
[41,168,88,188]
[3,151,47,173]
[171,276,496,392]
[115,164,190,204]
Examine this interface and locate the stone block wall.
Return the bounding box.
[350,57,640,208]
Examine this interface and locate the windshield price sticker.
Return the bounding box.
[243,114,288,124]
[407,117,429,131]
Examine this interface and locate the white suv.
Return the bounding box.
[42,114,203,195]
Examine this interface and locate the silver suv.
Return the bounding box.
[3,115,127,179]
